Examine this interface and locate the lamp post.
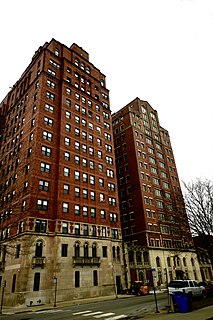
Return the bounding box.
[0,280,6,314]
[151,268,159,313]
[53,276,57,307]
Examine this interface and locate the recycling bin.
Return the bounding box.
[172,292,192,313]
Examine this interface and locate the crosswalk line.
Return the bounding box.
[35,309,63,314]
[83,311,103,316]
[73,310,92,315]
[94,313,115,318]
[105,315,127,320]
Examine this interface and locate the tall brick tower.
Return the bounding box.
[112,98,201,286]
[0,39,125,306]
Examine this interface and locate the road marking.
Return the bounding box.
[105,315,127,320]
[94,313,115,318]
[83,311,103,316]
[35,309,63,314]
[73,310,92,315]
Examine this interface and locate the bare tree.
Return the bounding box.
[183,178,213,264]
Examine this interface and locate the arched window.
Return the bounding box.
[112,246,116,259]
[128,251,134,263]
[35,240,43,257]
[139,272,144,281]
[183,257,187,267]
[136,251,142,263]
[143,251,149,264]
[156,256,161,267]
[84,243,89,257]
[167,257,171,267]
[177,257,181,267]
[117,246,120,260]
[74,242,80,257]
[92,243,97,258]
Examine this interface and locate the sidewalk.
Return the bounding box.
[145,305,213,320]
[1,292,213,320]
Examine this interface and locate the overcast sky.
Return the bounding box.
[0,0,213,183]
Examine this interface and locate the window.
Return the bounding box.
[100,193,105,202]
[63,202,69,213]
[46,91,55,101]
[38,180,49,191]
[82,158,87,167]
[107,169,114,178]
[99,178,104,187]
[161,225,170,234]
[15,244,20,259]
[40,162,51,173]
[35,220,47,233]
[44,117,53,127]
[43,131,53,141]
[83,189,88,199]
[75,155,80,164]
[47,68,56,77]
[64,151,70,161]
[75,187,80,197]
[75,141,80,150]
[65,111,71,119]
[74,242,80,257]
[62,222,68,234]
[47,79,56,88]
[83,225,89,236]
[93,270,98,286]
[83,206,88,216]
[110,212,117,222]
[65,123,71,132]
[102,246,107,257]
[101,209,106,219]
[12,274,16,293]
[75,205,80,215]
[42,146,51,157]
[64,167,70,177]
[75,271,80,288]
[83,173,88,182]
[37,199,48,211]
[65,137,70,146]
[90,191,95,200]
[109,197,116,206]
[75,170,80,180]
[63,184,69,194]
[106,156,113,164]
[156,200,164,208]
[92,226,97,236]
[112,229,119,239]
[91,207,96,218]
[45,103,54,113]
[75,128,80,136]
[75,224,80,235]
[61,244,68,257]
[102,227,106,237]
[50,59,60,68]
[90,175,95,185]
[90,161,94,169]
[33,273,40,291]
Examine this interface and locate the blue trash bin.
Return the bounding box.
[173,292,190,313]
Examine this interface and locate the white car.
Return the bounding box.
[168,280,205,298]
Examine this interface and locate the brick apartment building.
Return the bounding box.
[112,98,201,286]
[0,39,125,306]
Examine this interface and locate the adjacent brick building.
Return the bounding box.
[0,39,125,306]
[112,98,201,286]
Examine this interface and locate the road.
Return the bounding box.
[2,293,168,320]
